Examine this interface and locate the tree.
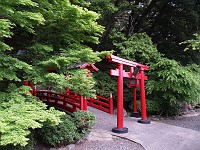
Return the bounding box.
[88,1,200,114]
[181,33,200,52]
[89,0,200,65]
[0,0,106,147]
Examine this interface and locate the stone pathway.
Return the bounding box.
[40,107,200,150]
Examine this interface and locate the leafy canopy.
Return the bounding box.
[0,0,105,147]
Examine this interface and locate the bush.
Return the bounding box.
[37,114,80,146]
[147,59,200,115]
[37,110,96,147]
[137,100,161,115]
[129,100,161,115]
[73,110,96,137]
[0,85,64,147]
[0,132,36,150]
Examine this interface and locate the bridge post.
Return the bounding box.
[109,93,113,114]
[83,97,87,111]
[80,96,84,110]
[33,86,36,96]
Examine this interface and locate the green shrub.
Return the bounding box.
[0,132,36,150]
[94,71,117,98]
[147,59,200,115]
[37,114,80,146]
[73,110,96,137]
[129,100,161,115]
[37,110,96,147]
[0,85,64,147]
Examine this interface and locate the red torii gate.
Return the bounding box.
[107,55,150,134]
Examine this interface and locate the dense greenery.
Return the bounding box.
[0,0,104,148]
[89,0,200,64]
[1,0,200,148]
[89,1,200,115]
[37,111,95,147]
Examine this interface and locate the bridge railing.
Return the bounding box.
[35,90,87,113]
[87,94,113,114]
[24,81,113,114]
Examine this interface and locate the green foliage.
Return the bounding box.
[147,58,200,115]
[111,32,161,64]
[37,111,96,147]
[0,85,64,146]
[67,70,96,98]
[0,132,36,150]
[37,115,79,146]
[25,0,105,97]
[0,0,105,148]
[94,71,117,98]
[70,0,90,7]
[131,100,161,115]
[0,0,44,33]
[89,0,118,20]
[73,110,96,136]
[181,33,200,51]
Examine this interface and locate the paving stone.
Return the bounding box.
[86,130,113,141]
[49,148,57,150]
[66,144,76,149]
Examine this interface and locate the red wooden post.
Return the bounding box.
[83,97,87,111]
[24,80,29,86]
[80,95,84,110]
[131,86,139,117]
[59,92,63,99]
[109,93,113,114]
[117,63,123,128]
[112,63,128,133]
[29,82,33,95]
[133,87,137,112]
[24,80,29,96]
[47,92,50,103]
[66,88,70,96]
[33,86,36,96]
[138,67,150,124]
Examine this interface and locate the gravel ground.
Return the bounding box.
[73,138,145,150]
[159,111,200,132]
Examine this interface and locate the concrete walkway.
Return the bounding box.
[88,107,200,150]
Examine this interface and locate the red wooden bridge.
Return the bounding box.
[25,80,113,114]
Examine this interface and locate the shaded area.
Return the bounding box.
[160,113,200,132]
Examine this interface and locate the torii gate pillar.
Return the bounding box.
[138,67,150,124]
[107,55,150,134]
[112,63,128,133]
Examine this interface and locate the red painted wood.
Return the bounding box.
[87,98,109,107]
[110,69,148,80]
[133,87,137,113]
[107,55,149,70]
[117,63,124,128]
[107,55,150,130]
[88,102,110,113]
[27,84,113,114]
[87,95,113,114]
[109,93,113,114]
[96,96,110,101]
[35,90,81,113]
[139,68,147,120]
